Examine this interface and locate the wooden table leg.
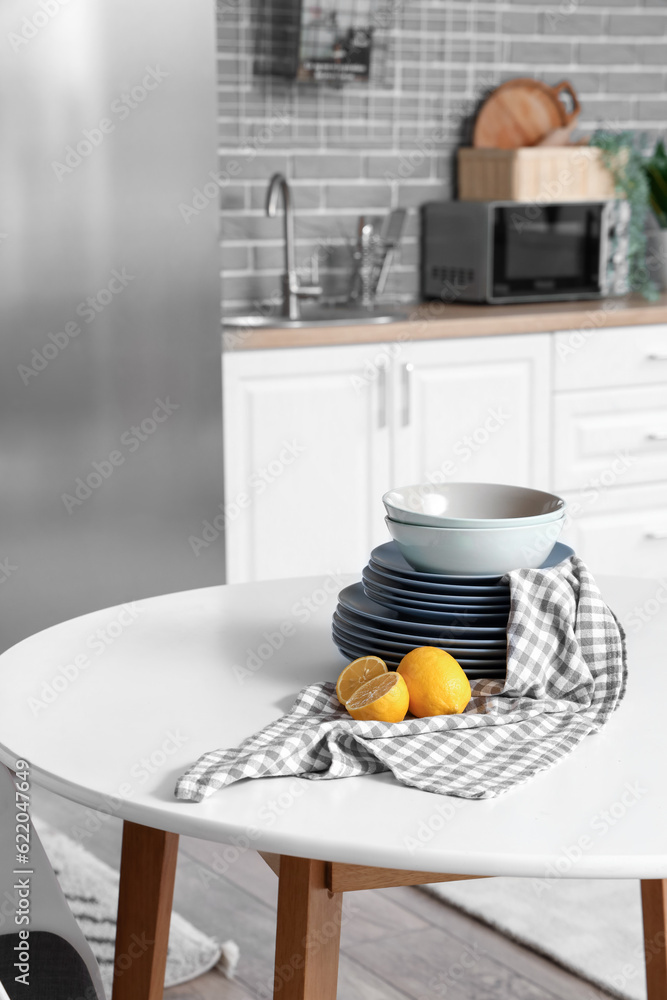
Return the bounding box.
[273,856,343,1000]
[112,821,179,1000]
[641,880,667,999]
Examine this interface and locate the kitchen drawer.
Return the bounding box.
[553,384,667,491]
[554,323,667,391]
[558,482,667,579]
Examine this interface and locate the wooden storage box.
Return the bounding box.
[458,147,617,202]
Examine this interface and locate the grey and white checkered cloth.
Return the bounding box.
[175,556,626,802]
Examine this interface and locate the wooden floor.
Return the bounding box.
[31,786,615,1000]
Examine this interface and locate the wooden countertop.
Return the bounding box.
[223,293,667,351]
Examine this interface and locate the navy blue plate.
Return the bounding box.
[366,561,511,598]
[335,604,508,647]
[337,584,507,638]
[332,636,505,677]
[333,616,506,662]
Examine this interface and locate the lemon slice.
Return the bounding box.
[336,655,388,705]
[345,672,410,723]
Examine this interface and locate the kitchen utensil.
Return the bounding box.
[333,613,506,655]
[386,515,565,576]
[374,208,407,295]
[362,565,510,604]
[349,216,376,307]
[331,635,505,676]
[335,605,508,647]
[473,78,580,149]
[367,561,510,597]
[332,622,506,663]
[360,584,510,625]
[361,587,509,619]
[370,541,574,584]
[536,121,579,147]
[362,571,509,609]
[383,482,565,529]
[337,584,508,637]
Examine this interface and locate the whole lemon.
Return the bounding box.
[397,647,471,718]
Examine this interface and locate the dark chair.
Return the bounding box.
[0,764,105,999]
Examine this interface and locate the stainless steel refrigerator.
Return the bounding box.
[0,0,223,651]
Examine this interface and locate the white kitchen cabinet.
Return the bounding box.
[223,333,553,583]
[553,384,667,492]
[222,343,391,583]
[554,323,667,391]
[552,323,667,579]
[559,482,667,579]
[394,334,551,489]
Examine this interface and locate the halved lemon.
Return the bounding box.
[336,655,388,705]
[345,672,410,723]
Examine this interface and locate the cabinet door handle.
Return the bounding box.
[646,431,667,441]
[402,363,414,427]
[647,353,667,361]
[646,531,667,540]
[377,360,387,429]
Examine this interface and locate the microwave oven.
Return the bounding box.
[421,200,631,304]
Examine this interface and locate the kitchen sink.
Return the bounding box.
[222,305,407,329]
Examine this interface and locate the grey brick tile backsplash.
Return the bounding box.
[397,183,449,209]
[295,212,367,239]
[222,273,285,306]
[642,44,667,65]
[217,1,667,311]
[251,244,288,272]
[565,71,603,95]
[578,42,637,64]
[607,72,665,94]
[294,154,362,179]
[221,245,250,273]
[500,11,539,34]
[220,186,247,211]
[221,214,285,242]
[218,153,290,181]
[509,40,573,64]
[325,184,393,210]
[540,11,607,35]
[637,99,667,121]
[608,12,667,34]
[366,154,433,180]
[578,98,637,125]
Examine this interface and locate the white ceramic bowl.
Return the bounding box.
[383,482,565,529]
[385,514,565,575]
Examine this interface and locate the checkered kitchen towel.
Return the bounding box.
[175,556,626,802]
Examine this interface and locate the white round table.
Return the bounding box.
[1,574,666,1000]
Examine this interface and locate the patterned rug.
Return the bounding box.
[424,877,645,1000]
[36,821,234,998]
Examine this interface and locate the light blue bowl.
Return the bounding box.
[383,482,565,529]
[385,514,565,576]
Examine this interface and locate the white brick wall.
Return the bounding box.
[216,0,667,311]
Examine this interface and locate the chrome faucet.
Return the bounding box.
[266,173,322,320]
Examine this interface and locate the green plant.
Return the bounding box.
[644,139,667,229]
[590,129,658,300]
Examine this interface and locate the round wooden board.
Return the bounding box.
[474,78,580,149]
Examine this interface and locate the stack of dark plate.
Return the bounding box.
[333,541,573,681]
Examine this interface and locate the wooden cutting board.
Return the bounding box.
[473,78,580,149]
